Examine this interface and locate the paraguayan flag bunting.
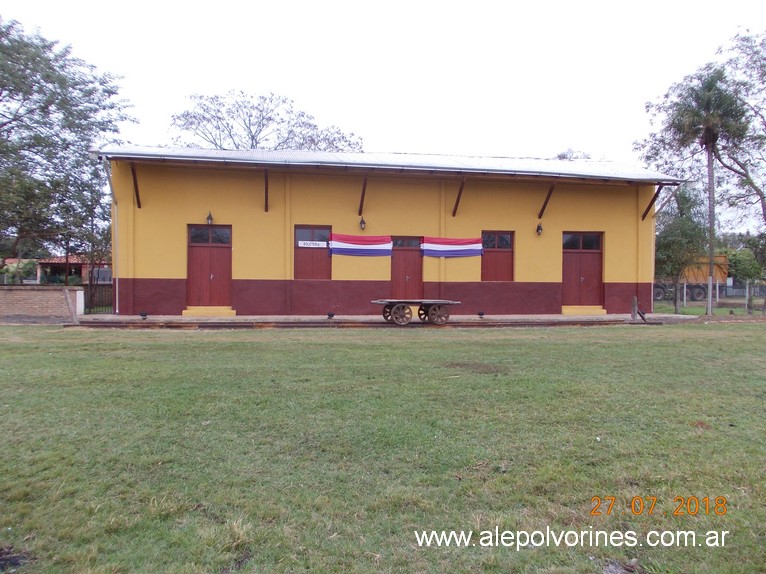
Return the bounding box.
[421,237,483,257]
[329,233,393,256]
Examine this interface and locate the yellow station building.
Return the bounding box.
[98,146,679,317]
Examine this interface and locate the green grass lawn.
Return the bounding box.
[1,324,764,573]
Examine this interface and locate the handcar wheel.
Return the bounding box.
[391,303,412,325]
[427,304,450,325]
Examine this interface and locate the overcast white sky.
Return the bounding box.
[3,0,766,164]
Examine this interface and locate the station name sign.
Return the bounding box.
[297,241,327,248]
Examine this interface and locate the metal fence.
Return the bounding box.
[726,286,766,297]
[83,284,113,314]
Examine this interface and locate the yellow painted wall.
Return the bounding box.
[111,161,657,284]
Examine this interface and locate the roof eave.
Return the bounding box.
[98,151,680,187]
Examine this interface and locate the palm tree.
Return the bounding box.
[664,66,748,315]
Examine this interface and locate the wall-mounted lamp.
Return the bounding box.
[359,216,366,230]
[206,211,214,225]
[478,311,485,319]
[327,312,335,319]
[536,222,543,235]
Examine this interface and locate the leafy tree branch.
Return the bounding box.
[170,90,363,152]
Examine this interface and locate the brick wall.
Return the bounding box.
[0,286,83,320]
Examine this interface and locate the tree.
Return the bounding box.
[742,232,766,314]
[655,186,708,314]
[742,231,766,267]
[640,65,748,315]
[0,18,129,259]
[713,31,766,228]
[727,248,763,314]
[0,258,36,284]
[716,231,766,313]
[170,91,363,152]
[555,149,592,160]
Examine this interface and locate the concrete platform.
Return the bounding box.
[62,312,696,329]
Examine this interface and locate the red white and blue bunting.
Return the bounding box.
[329,233,393,256]
[421,237,483,257]
[328,234,482,257]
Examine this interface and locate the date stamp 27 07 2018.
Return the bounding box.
[591,496,728,517]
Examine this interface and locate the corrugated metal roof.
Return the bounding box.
[97,145,682,185]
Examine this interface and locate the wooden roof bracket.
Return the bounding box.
[264,169,269,213]
[451,177,466,217]
[641,184,665,221]
[130,162,141,208]
[358,175,368,216]
[537,184,555,219]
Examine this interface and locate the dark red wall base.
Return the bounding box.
[115,278,653,316]
[233,280,390,315]
[604,282,653,314]
[425,282,563,314]
[116,278,186,316]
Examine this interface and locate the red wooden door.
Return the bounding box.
[187,226,232,306]
[562,251,581,305]
[481,231,514,281]
[294,226,331,280]
[207,245,232,305]
[391,237,423,299]
[188,245,212,306]
[562,232,603,306]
